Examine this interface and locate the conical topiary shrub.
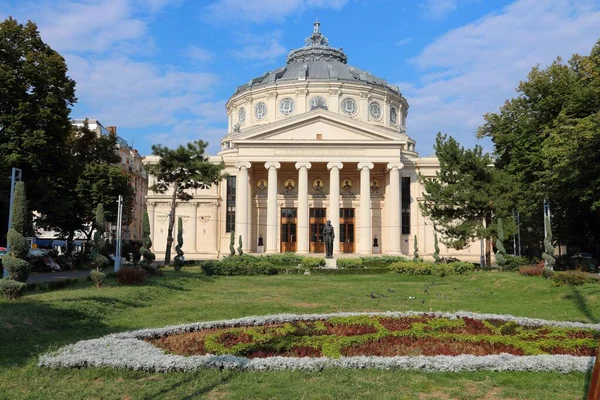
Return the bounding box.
[433,229,441,263]
[542,216,555,271]
[413,235,420,262]
[89,204,108,287]
[140,210,157,274]
[2,182,31,288]
[495,218,507,270]
[173,217,184,271]
[229,232,236,256]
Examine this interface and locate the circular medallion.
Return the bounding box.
[283,178,296,192]
[238,107,246,123]
[279,98,295,115]
[341,178,353,192]
[254,102,267,120]
[256,179,267,191]
[369,102,381,120]
[312,178,325,191]
[341,98,357,116]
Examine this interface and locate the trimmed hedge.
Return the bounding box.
[2,256,31,282]
[116,267,148,284]
[310,267,390,275]
[300,257,325,269]
[0,278,27,300]
[503,255,530,271]
[360,256,408,268]
[337,258,364,269]
[389,260,474,276]
[551,271,600,286]
[262,253,304,266]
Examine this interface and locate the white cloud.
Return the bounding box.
[145,119,226,152]
[230,30,287,61]
[184,45,215,62]
[403,0,600,155]
[203,0,349,24]
[421,0,458,19]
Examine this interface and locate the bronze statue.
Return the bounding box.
[323,220,335,258]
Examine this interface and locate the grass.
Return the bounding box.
[1,268,600,399]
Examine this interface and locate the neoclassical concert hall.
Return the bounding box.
[146,22,480,261]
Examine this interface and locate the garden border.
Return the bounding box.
[39,311,599,373]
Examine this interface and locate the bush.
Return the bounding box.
[2,256,31,282]
[300,257,324,269]
[551,271,600,286]
[519,263,544,276]
[311,267,390,275]
[448,261,476,275]
[141,264,162,277]
[116,267,148,284]
[0,278,26,300]
[389,260,474,276]
[337,258,364,269]
[89,270,106,288]
[503,255,530,271]
[263,253,303,266]
[200,257,278,276]
[360,256,407,268]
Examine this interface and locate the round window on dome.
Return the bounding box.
[390,106,398,126]
[238,107,246,123]
[341,98,357,116]
[254,102,267,120]
[279,98,295,115]
[309,96,328,110]
[369,102,381,120]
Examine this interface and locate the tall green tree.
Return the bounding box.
[145,140,224,265]
[419,133,516,267]
[478,39,600,256]
[0,17,76,245]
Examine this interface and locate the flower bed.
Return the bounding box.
[39,311,600,373]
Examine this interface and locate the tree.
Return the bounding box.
[433,230,441,263]
[542,216,555,270]
[145,141,224,265]
[419,133,516,268]
[173,217,184,271]
[478,39,600,256]
[2,182,31,282]
[495,218,507,269]
[0,17,76,245]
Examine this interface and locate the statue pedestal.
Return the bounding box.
[324,258,337,269]
[257,245,264,254]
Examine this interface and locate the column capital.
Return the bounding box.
[295,162,312,170]
[235,161,251,170]
[357,162,374,171]
[327,162,344,170]
[386,162,404,171]
[264,161,281,170]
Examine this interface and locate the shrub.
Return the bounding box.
[173,217,185,271]
[519,263,544,276]
[263,253,303,266]
[551,271,600,286]
[337,258,364,269]
[140,210,156,267]
[116,267,148,284]
[141,264,162,277]
[47,278,78,291]
[389,260,474,276]
[0,278,26,300]
[360,256,407,268]
[311,267,390,275]
[200,257,278,276]
[301,257,324,269]
[448,261,475,275]
[503,255,530,271]
[89,270,106,288]
[200,260,220,276]
[2,256,31,282]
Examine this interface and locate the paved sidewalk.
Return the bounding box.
[27,267,115,284]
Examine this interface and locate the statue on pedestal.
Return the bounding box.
[323,220,335,259]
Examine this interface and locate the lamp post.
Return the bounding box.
[3,168,22,278]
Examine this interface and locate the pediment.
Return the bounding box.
[234,110,401,144]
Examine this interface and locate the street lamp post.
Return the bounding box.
[3,168,23,278]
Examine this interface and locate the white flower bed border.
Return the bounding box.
[39,311,599,373]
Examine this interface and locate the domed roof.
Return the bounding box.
[234,22,401,95]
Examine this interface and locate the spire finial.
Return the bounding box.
[313,19,320,34]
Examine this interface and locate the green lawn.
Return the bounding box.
[1,268,599,399]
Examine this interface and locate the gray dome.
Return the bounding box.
[234,22,400,95]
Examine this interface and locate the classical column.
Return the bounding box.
[235,161,251,252]
[387,162,404,254]
[148,202,156,247]
[295,162,312,254]
[265,161,281,253]
[357,162,374,254]
[327,162,343,254]
[247,171,253,253]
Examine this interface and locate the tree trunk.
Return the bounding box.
[485,213,492,268]
[164,183,178,265]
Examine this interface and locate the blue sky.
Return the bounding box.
[2,0,600,156]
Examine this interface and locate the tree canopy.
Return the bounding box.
[145,140,224,265]
[0,17,76,244]
[477,38,600,255]
[419,133,516,267]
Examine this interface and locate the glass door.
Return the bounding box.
[280,208,297,252]
[309,208,327,253]
[339,208,355,253]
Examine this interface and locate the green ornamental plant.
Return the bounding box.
[0,278,27,300]
[89,204,108,287]
[173,217,185,271]
[229,232,236,256]
[542,216,555,270]
[495,218,507,269]
[413,235,420,262]
[433,230,441,263]
[238,235,243,256]
[3,182,31,284]
[139,210,158,275]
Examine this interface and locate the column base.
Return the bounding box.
[296,250,309,255]
[265,250,279,254]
